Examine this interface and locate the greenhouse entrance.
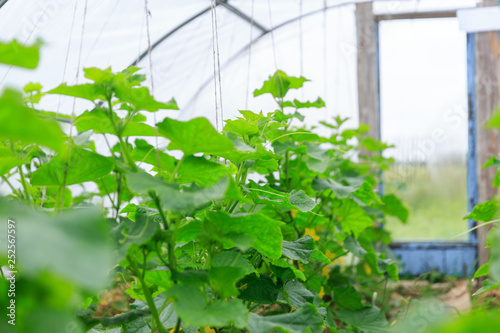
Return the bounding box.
[373,13,477,276]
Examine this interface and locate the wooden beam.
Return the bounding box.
[356,1,379,142]
[475,9,500,267]
[375,10,457,22]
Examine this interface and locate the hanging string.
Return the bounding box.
[267,0,278,70]
[323,0,328,120]
[299,0,304,77]
[213,1,224,125]
[245,0,255,109]
[144,0,163,176]
[83,0,120,64]
[61,0,88,210]
[210,0,220,130]
[56,1,79,118]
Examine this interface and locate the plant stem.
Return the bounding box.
[18,165,31,207]
[169,155,186,182]
[127,255,167,333]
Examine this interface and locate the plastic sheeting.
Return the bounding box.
[0,0,477,127]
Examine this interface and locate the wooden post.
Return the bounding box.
[475,1,500,267]
[356,1,379,141]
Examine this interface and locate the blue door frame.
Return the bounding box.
[375,19,478,277]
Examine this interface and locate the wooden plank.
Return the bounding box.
[375,10,457,22]
[475,17,500,267]
[390,242,477,276]
[356,1,379,141]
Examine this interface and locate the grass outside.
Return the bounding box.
[383,163,469,241]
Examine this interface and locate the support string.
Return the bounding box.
[245,0,255,109]
[61,0,89,209]
[144,0,163,176]
[210,0,220,130]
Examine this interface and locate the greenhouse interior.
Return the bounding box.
[2,0,500,332]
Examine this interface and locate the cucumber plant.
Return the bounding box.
[0,40,408,333]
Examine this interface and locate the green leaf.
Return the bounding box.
[115,86,178,112]
[473,263,490,279]
[333,286,364,310]
[472,278,500,296]
[209,250,255,298]
[254,70,309,99]
[335,307,389,333]
[284,280,315,309]
[31,146,115,186]
[74,109,157,137]
[247,304,324,333]
[270,259,306,282]
[132,139,176,173]
[223,119,260,136]
[382,194,409,223]
[205,211,283,259]
[353,181,382,205]
[177,156,231,187]
[486,107,500,129]
[0,89,64,151]
[0,148,28,176]
[48,83,107,101]
[166,285,248,328]
[127,172,229,213]
[0,200,113,290]
[157,117,233,155]
[0,39,41,69]
[247,184,316,212]
[293,98,325,109]
[464,200,498,222]
[237,273,281,304]
[338,199,373,236]
[312,178,360,199]
[282,235,315,263]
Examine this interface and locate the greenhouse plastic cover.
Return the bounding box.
[0,0,477,131]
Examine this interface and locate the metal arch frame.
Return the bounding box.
[182,1,366,110]
[129,0,269,68]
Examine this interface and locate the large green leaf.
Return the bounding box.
[284,280,315,309]
[282,235,315,263]
[74,109,157,136]
[333,286,364,310]
[209,250,255,298]
[205,211,283,259]
[223,118,260,136]
[31,146,115,186]
[127,171,229,213]
[115,86,178,112]
[312,178,360,199]
[157,117,233,155]
[247,304,324,333]
[382,194,409,223]
[0,39,41,69]
[338,199,373,236]
[0,147,28,176]
[132,139,176,173]
[237,273,281,304]
[335,307,389,333]
[177,155,232,187]
[464,200,498,222]
[247,184,316,212]
[0,89,64,151]
[254,70,309,99]
[48,83,107,101]
[166,285,248,328]
[0,200,113,290]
